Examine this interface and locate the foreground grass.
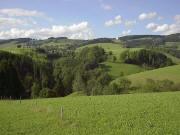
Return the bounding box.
[1,92,180,135]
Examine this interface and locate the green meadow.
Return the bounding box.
[127,65,180,86]
[77,43,141,58]
[100,62,144,78]
[1,92,180,135]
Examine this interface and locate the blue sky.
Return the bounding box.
[0,0,180,39]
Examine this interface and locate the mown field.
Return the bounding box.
[1,92,180,135]
[100,62,144,78]
[126,65,180,86]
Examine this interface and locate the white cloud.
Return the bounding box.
[174,15,180,24]
[122,30,132,36]
[101,4,112,10]
[153,24,169,32]
[124,20,137,26]
[0,8,53,22]
[139,12,157,20]
[104,15,122,27]
[146,23,168,32]
[164,24,180,35]
[104,20,114,26]
[0,8,43,17]
[146,23,158,29]
[0,17,29,29]
[114,15,122,24]
[146,22,180,35]
[0,22,94,40]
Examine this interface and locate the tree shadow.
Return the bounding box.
[99,64,112,72]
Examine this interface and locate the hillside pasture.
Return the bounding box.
[100,62,144,78]
[1,92,180,135]
[127,65,180,86]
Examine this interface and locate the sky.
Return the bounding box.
[0,0,180,39]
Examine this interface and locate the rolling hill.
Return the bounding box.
[126,64,180,86]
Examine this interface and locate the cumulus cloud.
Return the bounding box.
[122,30,132,36]
[0,22,94,40]
[146,23,158,29]
[146,23,168,32]
[101,4,112,10]
[104,15,122,27]
[124,20,137,26]
[104,20,114,26]
[153,24,169,32]
[0,17,29,29]
[146,22,180,35]
[139,12,157,20]
[163,24,180,35]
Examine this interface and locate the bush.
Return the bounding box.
[144,79,174,92]
[39,88,55,98]
[110,78,131,94]
[171,83,180,91]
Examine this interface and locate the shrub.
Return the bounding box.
[144,79,174,92]
[110,78,132,94]
[171,83,180,91]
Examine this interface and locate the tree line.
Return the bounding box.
[120,49,173,68]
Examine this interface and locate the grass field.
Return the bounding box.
[0,41,20,50]
[126,65,180,86]
[77,43,141,58]
[0,48,48,63]
[1,92,180,135]
[164,42,180,50]
[77,43,123,52]
[100,62,144,78]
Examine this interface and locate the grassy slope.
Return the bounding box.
[0,48,48,63]
[127,65,180,86]
[165,42,180,50]
[100,62,144,78]
[1,92,180,135]
[163,52,180,64]
[77,43,141,57]
[0,41,20,50]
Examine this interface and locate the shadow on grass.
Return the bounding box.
[99,64,112,72]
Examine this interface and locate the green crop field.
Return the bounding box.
[1,92,180,135]
[126,65,180,86]
[100,62,144,78]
